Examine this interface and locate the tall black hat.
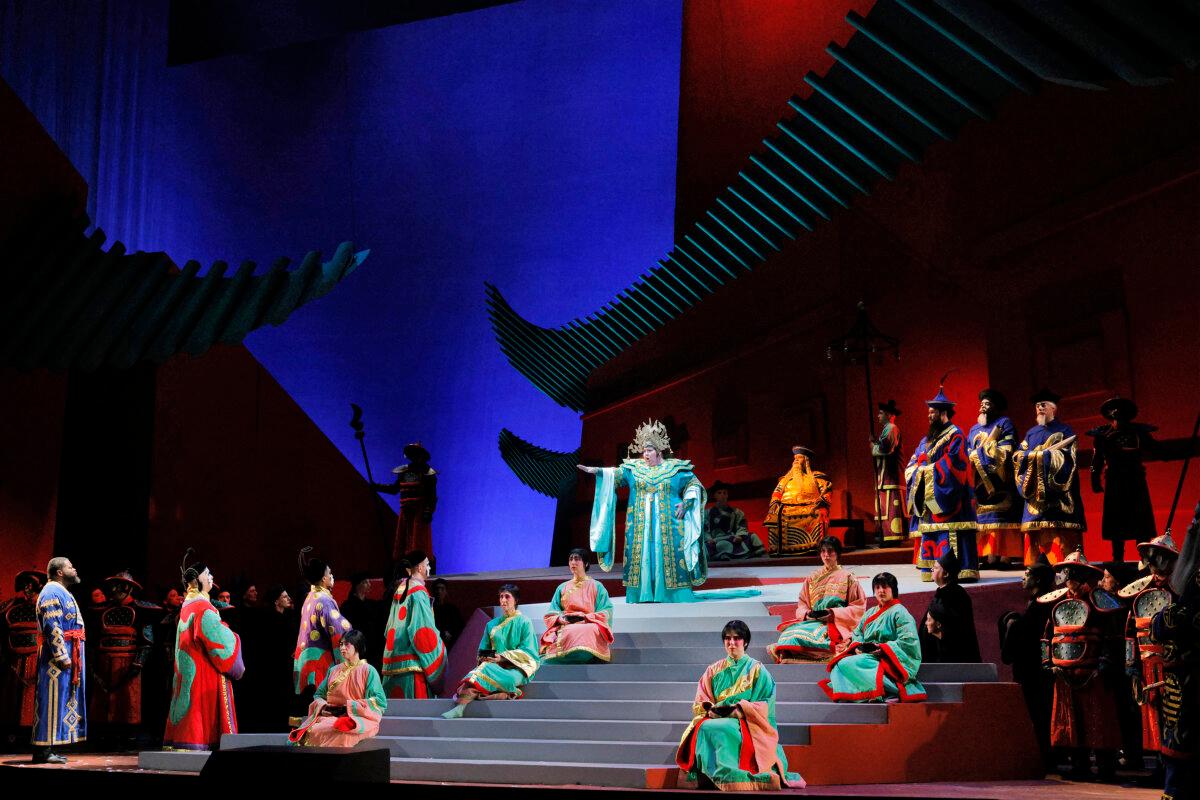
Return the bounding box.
[1030,388,1062,405]
[878,399,901,417]
[709,480,734,493]
[978,388,1008,414]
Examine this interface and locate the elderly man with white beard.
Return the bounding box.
[1013,389,1086,566]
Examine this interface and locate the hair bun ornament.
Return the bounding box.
[180,547,197,584]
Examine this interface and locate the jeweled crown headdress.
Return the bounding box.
[629,419,672,456]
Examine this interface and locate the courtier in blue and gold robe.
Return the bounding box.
[588,422,707,603]
[1014,389,1085,566]
[33,580,86,748]
[906,385,978,582]
[967,389,1024,562]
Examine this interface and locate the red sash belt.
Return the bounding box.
[63,629,86,685]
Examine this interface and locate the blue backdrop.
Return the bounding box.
[1,0,682,572]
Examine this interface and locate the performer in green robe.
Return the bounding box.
[443,584,538,718]
[579,419,708,604]
[381,551,445,698]
[676,620,804,791]
[820,572,926,703]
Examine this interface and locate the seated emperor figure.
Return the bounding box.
[767,537,866,663]
[442,584,538,719]
[675,621,805,791]
[539,548,614,664]
[819,572,927,703]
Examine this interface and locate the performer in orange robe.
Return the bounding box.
[764,446,831,556]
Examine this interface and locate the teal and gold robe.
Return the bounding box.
[460,610,539,698]
[676,655,804,791]
[590,458,707,603]
[820,600,926,703]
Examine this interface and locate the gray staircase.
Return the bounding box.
[137,598,1000,785]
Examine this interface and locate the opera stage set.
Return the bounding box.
[1,0,1198,795]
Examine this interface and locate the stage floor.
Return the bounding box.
[0,753,1163,797]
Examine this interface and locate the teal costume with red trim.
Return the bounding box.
[820,600,926,703]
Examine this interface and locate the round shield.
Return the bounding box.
[1134,588,1172,619]
[102,605,136,628]
[1052,641,1086,662]
[1053,598,1089,627]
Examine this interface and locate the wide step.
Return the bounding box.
[522,680,963,702]
[535,662,997,682]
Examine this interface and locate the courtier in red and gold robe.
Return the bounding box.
[373,442,438,562]
[0,570,44,738]
[871,400,907,545]
[1118,531,1179,756]
[905,383,979,582]
[88,571,161,738]
[1039,549,1124,781]
[164,557,244,751]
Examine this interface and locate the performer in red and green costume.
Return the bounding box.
[163,553,244,750]
[294,547,352,696]
[381,550,445,698]
[676,620,804,790]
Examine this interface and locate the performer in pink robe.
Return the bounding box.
[768,537,866,663]
[289,630,386,748]
[539,549,614,664]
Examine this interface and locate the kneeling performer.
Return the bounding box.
[539,548,614,664]
[820,572,926,703]
[768,537,865,663]
[443,584,538,718]
[289,629,386,747]
[676,620,804,791]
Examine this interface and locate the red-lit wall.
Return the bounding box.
[0,369,68,589]
[148,345,395,598]
[568,6,1200,560]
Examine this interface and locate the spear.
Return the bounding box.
[349,403,377,486]
[350,403,390,547]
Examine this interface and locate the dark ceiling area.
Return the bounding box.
[167,0,519,64]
